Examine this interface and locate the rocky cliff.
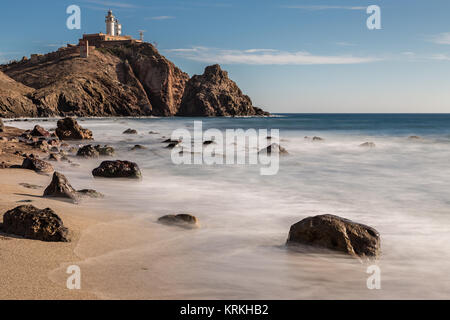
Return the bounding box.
[0,43,268,118]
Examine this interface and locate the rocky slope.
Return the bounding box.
[0,71,37,117]
[0,43,268,118]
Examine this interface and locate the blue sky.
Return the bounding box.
[1,0,450,113]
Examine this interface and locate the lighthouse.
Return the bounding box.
[105,10,115,36]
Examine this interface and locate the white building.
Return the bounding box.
[105,10,122,36]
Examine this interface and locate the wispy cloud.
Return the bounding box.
[429,32,450,45]
[147,16,175,20]
[282,5,366,11]
[165,47,381,65]
[431,54,450,61]
[83,0,138,9]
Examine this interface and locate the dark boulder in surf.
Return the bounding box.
[76,145,99,158]
[55,117,93,140]
[286,214,380,258]
[158,214,199,229]
[123,128,138,134]
[92,160,142,179]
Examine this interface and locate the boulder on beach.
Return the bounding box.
[259,143,288,155]
[30,125,50,137]
[76,145,99,158]
[158,214,199,229]
[21,157,54,174]
[77,189,104,199]
[123,128,138,134]
[286,214,380,258]
[92,160,142,179]
[55,117,93,140]
[43,172,78,203]
[360,142,376,148]
[1,205,69,242]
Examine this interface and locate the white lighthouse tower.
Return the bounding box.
[105,10,115,36]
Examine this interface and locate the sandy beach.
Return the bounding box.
[0,168,101,299]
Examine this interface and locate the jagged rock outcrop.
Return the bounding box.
[178,64,269,117]
[55,117,93,140]
[43,172,79,203]
[1,205,69,242]
[286,214,380,258]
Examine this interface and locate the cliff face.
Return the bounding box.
[0,71,37,117]
[103,43,190,116]
[0,43,268,118]
[178,64,269,117]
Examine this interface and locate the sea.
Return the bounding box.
[9,114,450,299]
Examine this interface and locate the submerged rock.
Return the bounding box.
[95,145,115,156]
[165,142,180,149]
[77,189,104,199]
[43,172,79,203]
[1,205,69,242]
[312,136,324,141]
[92,160,142,179]
[286,214,380,258]
[259,143,288,155]
[408,136,421,140]
[123,128,138,134]
[158,214,199,229]
[130,144,147,151]
[360,142,376,148]
[21,157,54,174]
[77,145,99,158]
[55,118,93,140]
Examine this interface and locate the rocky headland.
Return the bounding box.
[0,42,268,118]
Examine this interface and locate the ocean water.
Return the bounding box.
[9,114,450,299]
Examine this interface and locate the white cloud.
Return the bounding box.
[148,16,175,20]
[430,33,450,45]
[282,5,366,11]
[165,47,381,65]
